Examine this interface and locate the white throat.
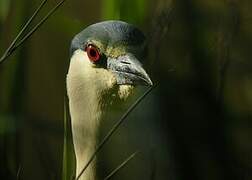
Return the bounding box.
[66,50,133,180]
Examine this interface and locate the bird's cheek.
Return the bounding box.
[107,74,117,88]
[98,70,117,90]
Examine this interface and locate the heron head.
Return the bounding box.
[68,20,152,100]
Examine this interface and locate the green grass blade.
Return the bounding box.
[104,151,139,180]
[62,96,76,180]
[12,0,66,53]
[0,0,66,64]
[0,0,48,64]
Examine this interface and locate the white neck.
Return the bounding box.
[67,50,134,180]
[67,50,115,180]
[68,89,99,180]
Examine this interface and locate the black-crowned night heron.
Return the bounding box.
[66,20,152,180]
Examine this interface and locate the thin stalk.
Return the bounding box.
[0,0,66,64]
[12,0,66,51]
[63,97,68,180]
[16,165,22,180]
[62,95,76,180]
[76,85,157,180]
[0,0,48,63]
[104,151,139,180]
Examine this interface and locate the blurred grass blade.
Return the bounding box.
[101,0,147,24]
[0,0,48,63]
[76,85,157,180]
[63,97,68,180]
[0,0,11,23]
[101,0,120,20]
[16,165,22,180]
[63,95,76,180]
[104,151,139,180]
[0,0,66,64]
[12,0,66,51]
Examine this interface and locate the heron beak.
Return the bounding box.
[107,54,153,86]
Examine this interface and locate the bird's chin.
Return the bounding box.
[117,84,134,100]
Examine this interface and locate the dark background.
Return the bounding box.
[0,0,252,179]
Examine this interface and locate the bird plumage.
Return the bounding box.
[70,20,146,58]
[67,20,152,180]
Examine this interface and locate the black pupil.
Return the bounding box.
[90,48,97,58]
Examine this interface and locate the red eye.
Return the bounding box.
[86,44,100,63]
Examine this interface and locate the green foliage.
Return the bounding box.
[0,0,10,23]
[101,0,148,24]
[1,0,252,179]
